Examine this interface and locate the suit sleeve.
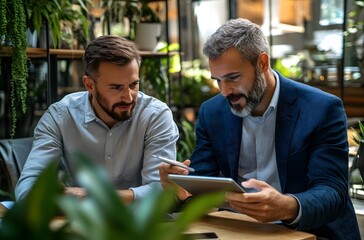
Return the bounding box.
[292,96,349,230]
[189,103,221,176]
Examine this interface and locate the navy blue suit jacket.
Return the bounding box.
[189,72,360,239]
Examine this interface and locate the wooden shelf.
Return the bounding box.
[0,46,84,58]
[0,46,179,59]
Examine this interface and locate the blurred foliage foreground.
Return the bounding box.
[0,153,224,240]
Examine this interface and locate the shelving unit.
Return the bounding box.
[0,0,182,139]
[1,45,180,101]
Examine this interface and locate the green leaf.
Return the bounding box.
[359,121,364,141]
[352,121,364,145]
[0,161,62,239]
[176,192,224,227]
[71,152,136,233]
[131,187,177,238]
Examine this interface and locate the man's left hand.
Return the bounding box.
[225,178,299,223]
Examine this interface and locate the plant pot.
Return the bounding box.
[135,22,162,51]
[39,26,55,49]
[26,29,37,48]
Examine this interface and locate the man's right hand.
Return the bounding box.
[158,159,192,200]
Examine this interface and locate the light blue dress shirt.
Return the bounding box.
[238,71,281,192]
[238,71,302,224]
[15,91,179,201]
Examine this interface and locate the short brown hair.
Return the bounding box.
[83,35,141,79]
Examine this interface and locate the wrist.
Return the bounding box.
[281,194,299,223]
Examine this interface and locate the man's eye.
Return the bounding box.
[130,82,139,89]
[111,86,121,90]
[227,75,239,81]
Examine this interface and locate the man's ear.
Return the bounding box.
[83,75,95,93]
[258,52,270,73]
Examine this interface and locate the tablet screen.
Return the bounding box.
[167,174,245,195]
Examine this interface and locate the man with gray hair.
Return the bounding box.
[160,18,359,239]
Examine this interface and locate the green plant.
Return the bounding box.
[138,42,182,103]
[172,60,219,108]
[0,0,91,138]
[58,0,91,49]
[0,0,28,138]
[351,120,364,145]
[176,118,196,162]
[139,0,161,23]
[0,153,224,239]
[100,0,139,38]
[100,0,160,39]
[25,0,91,48]
[139,57,169,102]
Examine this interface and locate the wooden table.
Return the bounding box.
[0,203,7,218]
[185,211,316,240]
[1,202,315,239]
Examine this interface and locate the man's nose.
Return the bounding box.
[219,82,233,97]
[121,88,133,102]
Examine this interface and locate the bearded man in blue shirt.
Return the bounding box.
[16,35,179,203]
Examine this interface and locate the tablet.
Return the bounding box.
[167,174,245,195]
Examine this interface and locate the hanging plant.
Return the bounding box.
[0,0,28,138]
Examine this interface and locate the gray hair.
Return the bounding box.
[203,18,270,66]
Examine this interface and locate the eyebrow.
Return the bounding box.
[108,79,140,87]
[211,71,240,81]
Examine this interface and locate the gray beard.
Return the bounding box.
[231,107,251,118]
[229,69,266,118]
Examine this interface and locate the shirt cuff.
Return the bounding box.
[284,194,302,225]
[130,182,162,201]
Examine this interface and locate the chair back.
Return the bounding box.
[0,137,33,200]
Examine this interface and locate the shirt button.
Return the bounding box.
[107,156,111,160]
[109,132,113,136]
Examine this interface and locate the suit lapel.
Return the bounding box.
[222,99,242,180]
[275,76,300,192]
[218,74,301,186]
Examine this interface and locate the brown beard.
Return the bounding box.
[95,90,136,121]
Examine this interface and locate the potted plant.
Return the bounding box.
[99,0,139,38]
[0,153,224,239]
[134,0,162,51]
[99,0,161,50]
[25,0,91,48]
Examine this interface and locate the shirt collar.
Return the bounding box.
[85,93,96,123]
[269,70,280,112]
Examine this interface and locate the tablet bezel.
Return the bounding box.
[167,174,245,195]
